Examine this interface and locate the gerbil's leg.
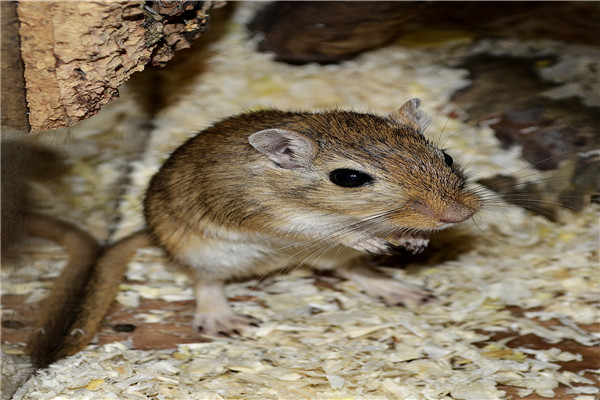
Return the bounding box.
[167,234,266,336]
[337,263,433,307]
[193,279,259,336]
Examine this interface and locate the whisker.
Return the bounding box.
[251,207,412,287]
[435,116,452,148]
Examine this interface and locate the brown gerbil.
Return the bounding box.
[55,98,481,356]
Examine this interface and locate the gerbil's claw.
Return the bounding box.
[389,233,430,255]
[388,241,427,255]
[388,245,407,256]
[214,329,241,338]
[244,314,261,328]
[417,290,436,304]
[194,312,260,337]
[69,328,86,336]
[411,243,428,255]
[193,281,261,337]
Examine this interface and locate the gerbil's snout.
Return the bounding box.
[409,198,477,229]
[436,199,479,224]
[386,192,480,255]
[402,180,482,231]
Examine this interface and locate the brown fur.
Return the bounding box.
[145,105,480,248]
[24,213,102,368]
[141,99,481,334]
[50,231,151,360]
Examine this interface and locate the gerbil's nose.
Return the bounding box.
[412,199,478,226]
[438,201,477,224]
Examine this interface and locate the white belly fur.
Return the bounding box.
[174,230,363,281]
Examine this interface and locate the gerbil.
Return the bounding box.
[56,98,481,356]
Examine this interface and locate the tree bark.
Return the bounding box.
[1,1,29,133]
[5,1,220,133]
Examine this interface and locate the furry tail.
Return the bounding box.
[26,228,151,367]
[24,212,102,368]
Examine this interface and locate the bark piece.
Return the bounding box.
[14,1,219,133]
[249,2,600,66]
[248,1,422,65]
[1,1,29,132]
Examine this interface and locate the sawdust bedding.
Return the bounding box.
[2,3,599,399]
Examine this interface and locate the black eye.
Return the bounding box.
[443,151,453,167]
[329,169,373,188]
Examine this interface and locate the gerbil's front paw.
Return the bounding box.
[194,311,260,337]
[389,232,430,255]
[348,236,394,255]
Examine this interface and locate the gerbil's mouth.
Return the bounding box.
[387,231,430,255]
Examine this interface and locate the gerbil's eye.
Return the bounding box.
[329,169,373,188]
[443,151,453,167]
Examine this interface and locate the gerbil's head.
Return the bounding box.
[248,99,482,248]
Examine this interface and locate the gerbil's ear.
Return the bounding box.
[249,128,317,170]
[391,98,432,134]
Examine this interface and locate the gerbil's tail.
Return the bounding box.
[26,228,151,368]
[24,212,102,368]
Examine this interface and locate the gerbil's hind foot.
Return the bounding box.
[193,280,259,337]
[337,264,434,307]
[194,311,260,337]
